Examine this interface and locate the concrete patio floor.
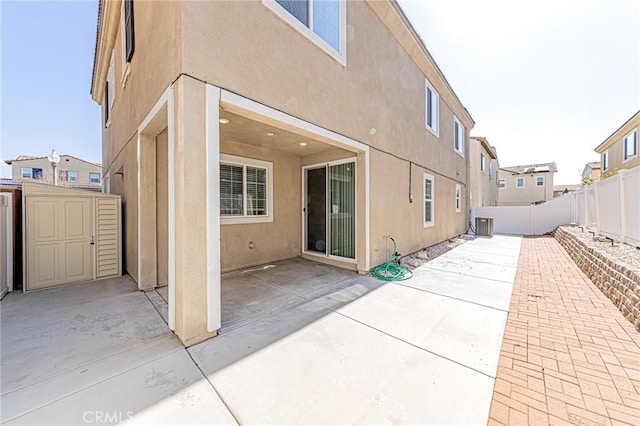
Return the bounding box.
[1,235,522,425]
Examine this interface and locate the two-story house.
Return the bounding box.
[90,0,474,345]
[4,154,102,189]
[498,162,557,206]
[469,136,499,207]
[595,110,639,178]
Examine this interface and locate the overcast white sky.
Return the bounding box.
[398,0,640,185]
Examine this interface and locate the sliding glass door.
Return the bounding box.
[304,160,356,261]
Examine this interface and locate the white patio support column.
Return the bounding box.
[618,170,626,243]
[205,84,221,333]
[172,75,218,346]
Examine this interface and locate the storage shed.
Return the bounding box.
[23,182,121,291]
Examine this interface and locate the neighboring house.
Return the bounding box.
[498,162,557,206]
[4,155,102,189]
[90,0,475,345]
[469,136,499,207]
[553,184,581,198]
[595,110,639,178]
[581,161,601,184]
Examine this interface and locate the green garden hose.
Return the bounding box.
[370,237,413,281]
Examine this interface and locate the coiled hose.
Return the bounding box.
[370,237,413,281]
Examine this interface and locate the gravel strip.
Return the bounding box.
[560,225,640,270]
[400,234,475,270]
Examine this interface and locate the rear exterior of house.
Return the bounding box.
[595,110,639,178]
[91,0,474,345]
[469,137,499,207]
[498,163,556,206]
[5,155,102,189]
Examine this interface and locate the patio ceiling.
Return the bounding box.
[219,110,340,157]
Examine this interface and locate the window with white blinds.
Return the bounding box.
[423,173,434,227]
[220,154,273,224]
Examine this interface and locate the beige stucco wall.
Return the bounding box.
[156,128,169,286]
[10,156,102,187]
[498,170,554,206]
[100,0,182,190]
[181,0,470,186]
[469,139,498,207]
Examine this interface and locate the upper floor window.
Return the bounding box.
[21,167,43,179]
[265,0,345,64]
[536,176,544,186]
[480,153,486,171]
[104,51,115,127]
[220,154,273,224]
[498,179,506,188]
[516,178,525,188]
[602,150,609,171]
[423,173,434,227]
[453,117,464,156]
[90,173,101,184]
[623,130,637,161]
[425,79,439,135]
[455,184,461,213]
[59,171,78,182]
[121,0,135,84]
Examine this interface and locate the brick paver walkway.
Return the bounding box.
[489,236,640,426]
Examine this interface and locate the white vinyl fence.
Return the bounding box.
[471,165,640,247]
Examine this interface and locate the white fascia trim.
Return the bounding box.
[262,0,347,66]
[220,153,274,225]
[206,84,222,333]
[219,88,370,271]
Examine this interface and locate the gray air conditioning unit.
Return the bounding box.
[475,217,494,237]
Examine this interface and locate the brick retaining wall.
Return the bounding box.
[554,226,640,332]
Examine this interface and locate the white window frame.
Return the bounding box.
[423,172,435,227]
[516,177,525,188]
[262,0,347,66]
[602,150,609,171]
[220,154,273,225]
[90,172,101,184]
[120,0,132,86]
[536,176,545,186]
[455,183,461,213]
[453,116,464,157]
[21,167,32,179]
[623,129,637,162]
[480,153,486,171]
[68,171,78,182]
[425,78,439,136]
[498,179,506,188]
[105,50,115,128]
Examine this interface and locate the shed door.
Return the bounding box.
[26,197,92,290]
